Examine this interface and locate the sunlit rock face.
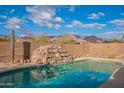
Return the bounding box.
[31,44,73,64]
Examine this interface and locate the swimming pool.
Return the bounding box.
[0,59,123,88]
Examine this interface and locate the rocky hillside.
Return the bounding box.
[83,36,103,43]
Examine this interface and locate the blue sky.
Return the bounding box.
[0,5,124,39]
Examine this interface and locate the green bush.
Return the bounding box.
[111,39,122,43]
[63,39,80,44]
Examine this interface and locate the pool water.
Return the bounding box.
[27,72,110,88]
[0,59,122,88]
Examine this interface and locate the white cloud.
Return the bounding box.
[26,6,54,25]
[65,20,83,28]
[114,27,124,30]
[66,20,106,29]
[104,31,124,35]
[67,32,78,35]
[97,31,124,39]
[10,9,15,13]
[0,15,7,19]
[68,6,76,12]
[65,24,73,28]
[0,22,4,25]
[26,6,63,29]
[88,13,99,20]
[54,24,62,29]
[98,12,105,16]
[72,20,83,27]
[54,17,64,22]
[83,23,106,29]
[109,19,124,26]
[5,17,22,29]
[88,12,105,20]
[120,13,124,16]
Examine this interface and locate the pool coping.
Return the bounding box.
[0,57,123,74]
[75,57,124,64]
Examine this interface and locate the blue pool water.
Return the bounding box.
[0,59,121,88]
[26,72,110,88]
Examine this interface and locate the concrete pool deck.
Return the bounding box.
[100,67,124,88]
[0,63,44,74]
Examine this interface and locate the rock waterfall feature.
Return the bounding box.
[31,44,73,64]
